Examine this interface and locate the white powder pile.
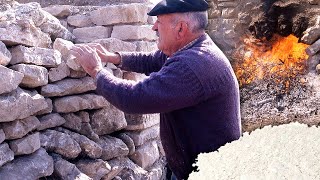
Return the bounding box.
[189,123,320,180]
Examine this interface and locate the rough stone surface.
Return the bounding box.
[53,38,74,61]
[53,93,109,113]
[93,38,137,52]
[0,148,54,180]
[76,159,111,180]
[0,88,47,122]
[116,133,135,155]
[73,26,112,43]
[0,143,14,167]
[35,98,53,116]
[0,130,5,144]
[0,19,52,48]
[0,65,23,95]
[101,165,123,180]
[62,111,99,141]
[39,9,75,41]
[90,3,149,26]
[189,123,320,179]
[134,41,158,52]
[306,38,320,56]
[10,64,48,88]
[0,41,11,66]
[9,45,62,68]
[2,116,40,140]
[90,106,127,135]
[97,135,129,161]
[108,157,148,180]
[67,14,94,27]
[43,5,73,18]
[51,153,91,180]
[111,25,157,41]
[40,129,81,159]
[48,61,71,82]
[125,125,159,147]
[37,113,66,131]
[301,16,320,45]
[41,77,96,97]
[129,141,159,169]
[125,113,160,131]
[9,132,41,155]
[57,128,102,159]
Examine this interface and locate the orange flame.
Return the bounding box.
[234,34,309,89]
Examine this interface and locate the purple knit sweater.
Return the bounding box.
[96,34,241,179]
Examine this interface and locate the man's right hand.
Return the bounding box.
[86,43,121,65]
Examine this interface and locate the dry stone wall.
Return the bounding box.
[0,1,164,179]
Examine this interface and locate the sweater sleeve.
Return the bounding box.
[96,59,205,114]
[118,50,167,75]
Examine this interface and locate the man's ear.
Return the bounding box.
[177,21,188,38]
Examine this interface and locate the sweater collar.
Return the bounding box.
[173,33,207,56]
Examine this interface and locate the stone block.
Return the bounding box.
[40,130,81,159]
[53,93,109,113]
[301,17,320,45]
[111,25,157,41]
[10,45,61,68]
[48,61,71,82]
[125,125,159,147]
[37,113,66,131]
[62,111,99,141]
[9,132,41,155]
[93,38,137,52]
[97,135,129,161]
[0,41,11,66]
[0,20,51,48]
[10,64,48,88]
[0,87,48,122]
[134,41,158,52]
[0,65,23,95]
[67,14,94,27]
[2,116,40,140]
[115,133,135,155]
[0,143,14,167]
[41,77,96,97]
[35,98,53,116]
[129,141,159,169]
[53,38,74,61]
[52,154,91,180]
[125,113,160,131]
[90,3,148,25]
[73,26,112,43]
[57,127,102,159]
[0,148,53,179]
[108,157,148,179]
[43,5,74,18]
[76,159,111,180]
[306,38,320,56]
[90,106,127,135]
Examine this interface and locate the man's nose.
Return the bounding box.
[152,22,158,31]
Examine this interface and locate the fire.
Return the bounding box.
[234,34,309,90]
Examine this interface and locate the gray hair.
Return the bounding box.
[172,11,208,33]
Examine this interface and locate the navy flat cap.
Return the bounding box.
[148,0,209,16]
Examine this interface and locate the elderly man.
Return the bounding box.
[71,0,241,179]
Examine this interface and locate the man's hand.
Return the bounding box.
[70,44,103,78]
[86,43,121,65]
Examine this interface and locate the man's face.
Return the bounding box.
[152,14,178,56]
